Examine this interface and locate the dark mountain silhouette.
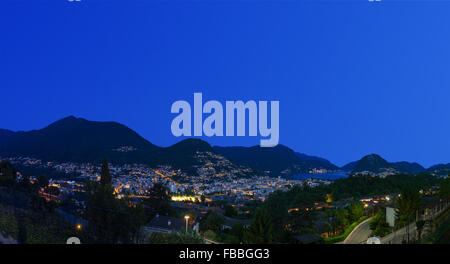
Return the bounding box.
[1,116,445,177]
[0,116,214,172]
[345,153,426,174]
[155,138,214,171]
[427,163,450,175]
[213,145,339,177]
[295,152,333,164]
[0,116,158,162]
[352,154,391,173]
[391,161,425,173]
[0,116,342,177]
[341,161,358,172]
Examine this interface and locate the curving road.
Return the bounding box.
[340,203,449,244]
[342,217,373,244]
[0,233,17,244]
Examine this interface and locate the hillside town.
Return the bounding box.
[3,153,318,205]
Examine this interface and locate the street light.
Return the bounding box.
[184,215,190,233]
[76,224,82,231]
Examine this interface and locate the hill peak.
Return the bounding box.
[43,116,88,129]
[0,116,157,162]
[360,153,385,161]
[349,153,425,174]
[54,115,84,123]
[170,138,213,152]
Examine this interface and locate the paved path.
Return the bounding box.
[336,202,450,244]
[0,233,17,244]
[204,238,221,244]
[342,217,373,244]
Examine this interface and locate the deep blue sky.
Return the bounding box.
[1,0,450,167]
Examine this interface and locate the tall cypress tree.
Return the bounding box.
[100,157,112,185]
[85,157,146,243]
[0,160,17,186]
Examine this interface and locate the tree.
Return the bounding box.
[200,194,206,203]
[416,220,425,240]
[262,190,289,236]
[84,160,145,243]
[37,175,49,189]
[348,202,364,222]
[17,174,33,193]
[335,208,349,232]
[243,208,274,244]
[439,176,450,200]
[100,157,112,185]
[395,185,422,227]
[289,209,313,234]
[28,175,57,212]
[84,180,119,242]
[326,193,334,203]
[224,204,237,217]
[230,222,245,243]
[201,211,224,234]
[326,207,349,234]
[145,183,170,216]
[0,160,16,186]
[369,209,390,237]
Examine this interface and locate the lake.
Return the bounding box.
[291,171,349,180]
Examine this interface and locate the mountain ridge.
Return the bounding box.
[343,153,427,175]
[0,116,448,176]
[213,145,340,177]
[0,116,340,177]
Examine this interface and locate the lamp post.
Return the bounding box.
[364,203,370,216]
[184,215,190,233]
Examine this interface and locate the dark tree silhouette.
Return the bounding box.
[244,208,274,244]
[145,182,170,216]
[439,176,450,200]
[0,160,17,186]
[100,157,112,185]
[395,185,422,227]
[84,159,146,243]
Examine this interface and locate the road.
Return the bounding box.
[0,233,17,244]
[342,217,373,244]
[346,203,450,244]
[204,238,221,244]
